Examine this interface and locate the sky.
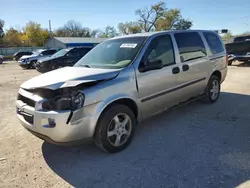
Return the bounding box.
[1,0,250,35]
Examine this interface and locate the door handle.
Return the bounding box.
[172,67,180,74]
[182,64,189,72]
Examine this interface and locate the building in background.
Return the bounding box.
[45,37,106,49]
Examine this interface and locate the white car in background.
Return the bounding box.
[0,55,3,64]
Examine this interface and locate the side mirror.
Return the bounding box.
[139,59,163,72]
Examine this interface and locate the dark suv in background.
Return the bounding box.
[35,47,92,73]
[13,51,33,61]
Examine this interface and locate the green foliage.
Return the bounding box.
[222,32,233,42]
[119,1,192,35]
[118,22,142,35]
[135,1,165,32]
[0,19,4,38]
[155,9,192,31]
[25,21,50,46]
[99,26,118,38]
[3,27,23,47]
[55,20,92,37]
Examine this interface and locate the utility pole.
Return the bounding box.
[49,20,52,38]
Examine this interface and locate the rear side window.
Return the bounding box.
[77,48,92,56]
[203,32,224,54]
[67,49,78,56]
[174,32,206,62]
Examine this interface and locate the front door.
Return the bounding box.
[136,34,183,118]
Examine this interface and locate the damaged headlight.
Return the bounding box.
[42,92,85,111]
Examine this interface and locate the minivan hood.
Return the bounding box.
[21,67,120,90]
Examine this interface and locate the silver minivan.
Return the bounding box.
[16,30,228,153]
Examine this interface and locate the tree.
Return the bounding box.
[135,1,165,32]
[155,8,192,31]
[132,2,192,32]
[25,21,50,46]
[0,19,4,45]
[118,22,142,35]
[0,19,4,38]
[222,32,233,42]
[55,20,92,37]
[3,27,22,47]
[99,26,118,38]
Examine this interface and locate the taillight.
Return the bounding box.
[226,54,228,65]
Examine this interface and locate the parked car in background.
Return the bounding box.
[35,47,92,73]
[18,49,58,69]
[16,30,227,153]
[13,51,33,61]
[225,35,250,65]
[0,55,3,64]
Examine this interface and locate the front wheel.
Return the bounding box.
[30,60,37,69]
[202,75,221,103]
[94,104,136,153]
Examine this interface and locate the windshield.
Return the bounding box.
[31,50,43,56]
[51,49,70,58]
[74,37,147,69]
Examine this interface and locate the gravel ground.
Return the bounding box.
[1,61,250,188]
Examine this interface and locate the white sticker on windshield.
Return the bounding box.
[120,43,137,48]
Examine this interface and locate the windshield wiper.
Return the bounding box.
[80,64,91,68]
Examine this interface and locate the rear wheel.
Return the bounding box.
[94,104,136,153]
[228,60,233,66]
[202,75,221,103]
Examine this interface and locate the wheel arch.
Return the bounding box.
[211,70,222,81]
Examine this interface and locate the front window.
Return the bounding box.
[51,49,70,58]
[74,37,147,69]
[31,50,43,56]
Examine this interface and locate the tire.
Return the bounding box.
[94,104,136,153]
[202,75,221,103]
[228,60,233,66]
[29,60,37,69]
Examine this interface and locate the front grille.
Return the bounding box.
[17,94,36,107]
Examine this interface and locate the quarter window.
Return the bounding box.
[174,32,206,62]
[203,32,224,54]
[144,35,175,67]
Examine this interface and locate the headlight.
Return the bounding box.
[71,93,85,110]
[42,92,85,111]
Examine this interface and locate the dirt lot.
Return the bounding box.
[1,61,250,188]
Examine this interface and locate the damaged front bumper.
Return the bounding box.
[16,88,104,144]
